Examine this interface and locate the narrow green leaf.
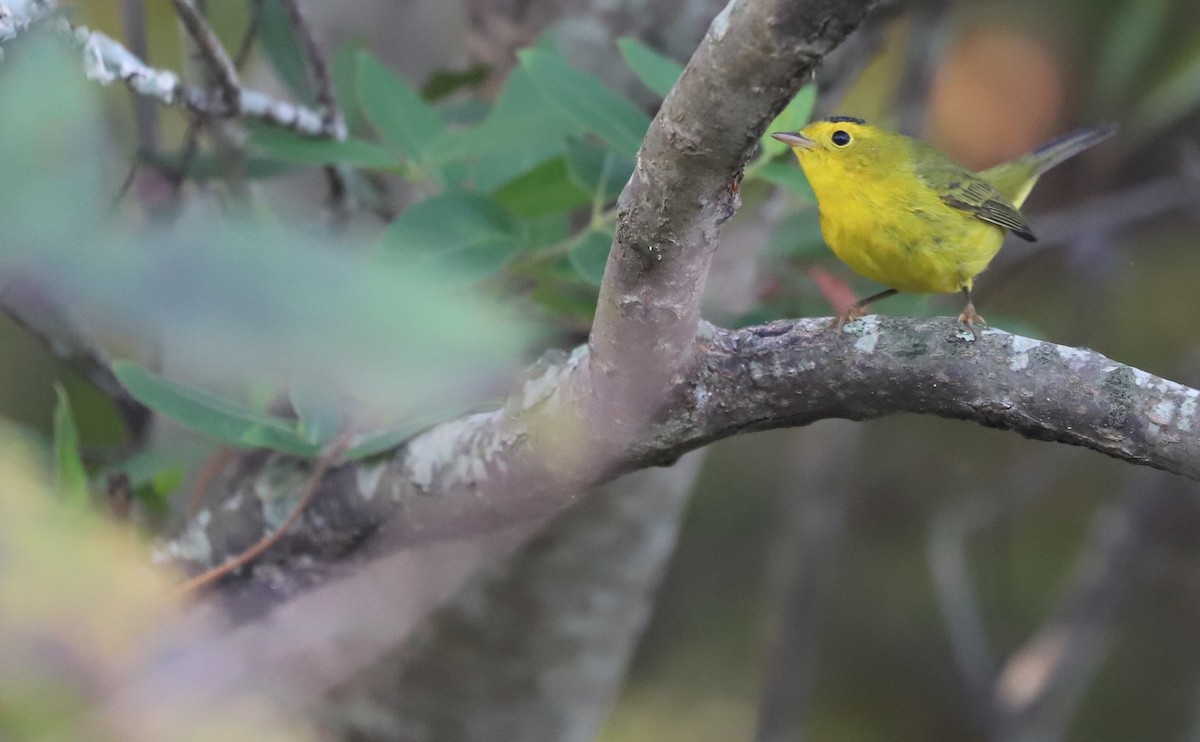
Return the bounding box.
[753,160,816,202]
[112,361,321,456]
[493,157,591,218]
[332,39,368,134]
[565,140,635,202]
[568,229,613,286]
[379,191,526,279]
[518,48,651,155]
[146,152,293,181]
[248,124,400,169]
[53,384,89,508]
[617,37,683,98]
[357,51,444,163]
[762,84,818,158]
[259,0,315,104]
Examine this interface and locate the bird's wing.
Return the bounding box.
[913,152,1037,242]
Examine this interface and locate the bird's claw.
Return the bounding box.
[828,305,867,333]
[957,302,987,340]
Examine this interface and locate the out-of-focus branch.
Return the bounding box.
[323,452,707,741]
[989,468,1190,742]
[754,422,857,742]
[0,278,152,445]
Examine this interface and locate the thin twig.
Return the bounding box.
[275,0,351,221]
[175,435,350,597]
[170,0,241,111]
[121,0,159,157]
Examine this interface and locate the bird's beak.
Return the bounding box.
[771,131,816,149]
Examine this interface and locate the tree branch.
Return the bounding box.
[171,317,1200,582]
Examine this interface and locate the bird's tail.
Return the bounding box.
[981,124,1116,206]
[1024,125,1117,177]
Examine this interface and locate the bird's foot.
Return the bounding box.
[828,305,867,332]
[957,302,987,340]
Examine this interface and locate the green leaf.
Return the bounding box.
[761,84,818,158]
[332,39,368,134]
[248,123,400,169]
[518,48,651,155]
[342,402,491,460]
[259,0,315,105]
[112,362,321,456]
[568,229,613,285]
[565,140,635,202]
[53,384,89,508]
[357,51,444,164]
[493,157,591,218]
[753,160,816,202]
[146,152,294,181]
[617,37,683,98]
[380,191,526,279]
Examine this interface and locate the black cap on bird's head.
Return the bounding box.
[771,116,871,152]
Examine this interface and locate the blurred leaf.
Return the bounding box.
[112,362,321,456]
[617,37,683,97]
[258,0,315,105]
[380,191,526,279]
[332,39,368,134]
[1135,42,1200,139]
[357,51,444,165]
[289,384,342,446]
[761,84,818,158]
[52,384,89,509]
[518,48,651,155]
[493,157,591,218]
[1092,0,1172,110]
[569,229,613,285]
[422,63,489,100]
[247,123,399,169]
[753,160,816,202]
[93,442,211,507]
[566,140,635,203]
[344,401,498,460]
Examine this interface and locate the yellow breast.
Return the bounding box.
[801,157,1006,295]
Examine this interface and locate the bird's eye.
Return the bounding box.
[831,130,852,147]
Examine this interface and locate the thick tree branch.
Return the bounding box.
[171,317,1200,581]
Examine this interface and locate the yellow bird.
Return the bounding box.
[771,118,1114,334]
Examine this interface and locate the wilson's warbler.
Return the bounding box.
[771,118,1114,334]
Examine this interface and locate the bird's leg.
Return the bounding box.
[957,286,987,339]
[830,288,898,331]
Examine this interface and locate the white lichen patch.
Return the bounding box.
[152,514,212,566]
[406,412,504,492]
[955,330,976,342]
[355,459,388,502]
[855,332,878,353]
[254,461,313,530]
[80,29,181,103]
[841,315,880,338]
[1009,336,1040,370]
[1151,399,1177,426]
[1053,344,1092,369]
[1178,392,1198,432]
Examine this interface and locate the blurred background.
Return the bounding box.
[3,0,1200,740]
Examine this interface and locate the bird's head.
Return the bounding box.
[771,117,903,181]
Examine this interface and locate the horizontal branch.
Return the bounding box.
[171,317,1200,577]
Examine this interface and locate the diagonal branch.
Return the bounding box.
[170,0,241,111]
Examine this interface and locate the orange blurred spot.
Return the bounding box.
[927,28,1065,170]
[806,265,859,315]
